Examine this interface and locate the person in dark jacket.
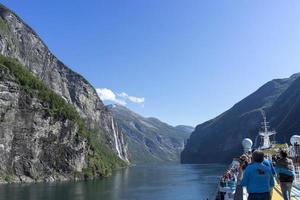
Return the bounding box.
[241,150,275,200]
[275,150,295,200]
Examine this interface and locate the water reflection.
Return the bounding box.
[0,164,225,200]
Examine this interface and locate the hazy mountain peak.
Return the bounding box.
[175,125,195,134]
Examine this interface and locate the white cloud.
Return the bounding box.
[96,88,145,106]
[118,92,145,105]
[96,88,126,105]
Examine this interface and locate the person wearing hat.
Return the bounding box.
[240,150,275,200]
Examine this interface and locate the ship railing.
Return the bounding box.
[216,159,240,200]
[242,187,248,200]
[294,165,300,185]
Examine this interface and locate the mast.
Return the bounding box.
[259,110,276,149]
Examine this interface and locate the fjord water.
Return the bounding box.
[0,164,225,200]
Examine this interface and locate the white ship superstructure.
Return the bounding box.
[258,111,276,149]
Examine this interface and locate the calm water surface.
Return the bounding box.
[0,164,226,200]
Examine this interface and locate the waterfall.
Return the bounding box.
[120,128,129,162]
[111,117,122,158]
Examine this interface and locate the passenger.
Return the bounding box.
[272,155,278,166]
[234,155,248,200]
[240,150,275,200]
[263,156,276,176]
[275,150,295,200]
[240,154,249,170]
[263,155,276,198]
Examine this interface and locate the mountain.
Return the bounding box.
[0,4,128,182]
[175,125,194,134]
[0,56,128,183]
[108,104,191,164]
[181,73,300,164]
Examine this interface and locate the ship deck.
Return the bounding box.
[273,184,297,200]
[240,183,300,200]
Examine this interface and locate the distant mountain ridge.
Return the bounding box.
[175,125,194,133]
[181,73,300,164]
[108,104,192,163]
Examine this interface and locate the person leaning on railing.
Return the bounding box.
[234,154,249,200]
[240,150,275,200]
[275,150,295,200]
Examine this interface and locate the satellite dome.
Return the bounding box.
[242,138,253,149]
[290,135,300,145]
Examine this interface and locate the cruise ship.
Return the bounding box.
[216,112,300,200]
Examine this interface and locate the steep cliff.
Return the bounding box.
[181,73,300,163]
[108,104,191,164]
[0,56,126,183]
[0,4,128,162]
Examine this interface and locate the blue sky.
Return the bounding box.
[2,0,300,126]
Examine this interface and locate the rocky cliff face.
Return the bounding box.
[0,66,86,183]
[0,57,128,183]
[0,4,128,162]
[181,73,300,164]
[108,104,191,164]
